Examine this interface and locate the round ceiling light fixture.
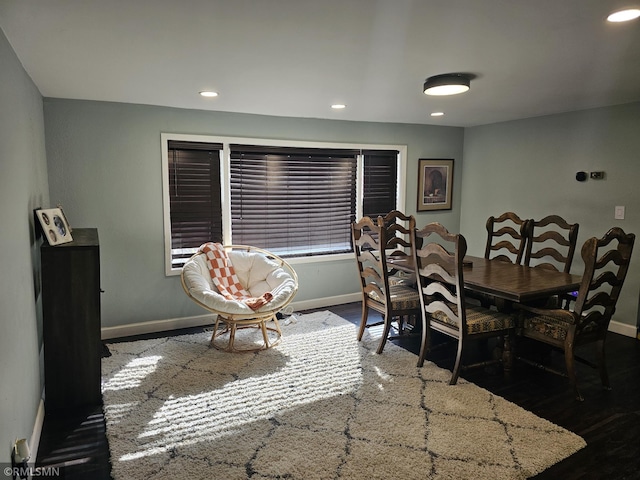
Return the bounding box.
[607,8,640,22]
[199,91,219,98]
[423,73,473,96]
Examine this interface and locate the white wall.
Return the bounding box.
[461,103,640,332]
[0,28,49,463]
[43,99,464,329]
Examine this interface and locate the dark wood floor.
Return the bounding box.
[36,302,640,479]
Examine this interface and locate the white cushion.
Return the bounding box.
[182,250,296,316]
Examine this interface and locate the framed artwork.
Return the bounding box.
[417,158,454,211]
[36,207,73,245]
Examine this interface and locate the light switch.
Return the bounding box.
[615,206,625,220]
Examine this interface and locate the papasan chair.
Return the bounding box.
[181,243,298,352]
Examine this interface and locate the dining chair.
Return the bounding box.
[516,227,635,401]
[524,215,579,273]
[484,212,531,264]
[473,212,531,308]
[351,214,421,354]
[524,214,579,308]
[412,222,516,384]
[382,210,419,287]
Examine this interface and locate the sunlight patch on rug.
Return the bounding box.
[113,323,361,461]
[102,310,586,480]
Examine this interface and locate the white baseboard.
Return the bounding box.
[102,293,636,340]
[609,319,637,338]
[286,293,361,312]
[28,399,45,466]
[101,313,217,340]
[101,293,362,340]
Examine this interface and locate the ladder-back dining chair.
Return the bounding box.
[516,227,635,401]
[351,213,421,354]
[524,214,579,308]
[484,212,531,264]
[412,222,516,385]
[524,215,579,273]
[475,212,531,308]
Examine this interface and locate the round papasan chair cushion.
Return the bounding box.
[181,248,297,317]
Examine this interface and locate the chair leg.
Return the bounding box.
[564,346,583,401]
[596,338,611,391]
[357,302,369,341]
[260,320,270,347]
[228,322,238,352]
[450,338,464,385]
[416,315,429,368]
[502,331,514,381]
[210,315,223,346]
[376,314,392,354]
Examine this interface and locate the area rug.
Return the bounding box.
[102,310,586,480]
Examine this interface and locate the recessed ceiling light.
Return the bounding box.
[199,91,219,98]
[607,8,640,22]
[331,104,346,109]
[431,112,445,117]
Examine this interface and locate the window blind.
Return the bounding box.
[362,150,398,220]
[168,141,223,266]
[229,145,359,257]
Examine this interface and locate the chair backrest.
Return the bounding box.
[380,210,418,255]
[351,213,417,306]
[573,227,635,335]
[484,212,530,264]
[352,216,390,307]
[524,215,579,273]
[412,222,467,331]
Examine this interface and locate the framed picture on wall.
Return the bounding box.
[417,158,454,211]
[36,207,73,245]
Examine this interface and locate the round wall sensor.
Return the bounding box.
[576,171,587,182]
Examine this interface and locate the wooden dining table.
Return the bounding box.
[387,254,582,305]
[387,254,582,377]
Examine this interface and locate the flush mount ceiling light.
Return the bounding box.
[607,8,640,22]
[199,91,218,98]
[423,73,473,96]
[331,104,346,109]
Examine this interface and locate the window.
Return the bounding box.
[362,150,398,220]
[165,141,223,268]
[162,135,405,274]
[230,145,359,257]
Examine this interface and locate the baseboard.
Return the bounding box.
[101,313,216,340]
[286,293,361,312]
[609,319,637,338]
[28,398,45,466]
[100,293,362,340]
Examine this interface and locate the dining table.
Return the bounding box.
[387,253,582,376]
[387,254,582,305]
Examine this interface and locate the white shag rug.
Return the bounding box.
[102,310,586,480]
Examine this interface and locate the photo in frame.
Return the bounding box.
[36,207,73,245]
[417,158,454,211]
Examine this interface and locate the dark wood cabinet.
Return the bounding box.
[41,228,102,413]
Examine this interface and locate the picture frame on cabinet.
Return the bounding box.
[36,207,74,245]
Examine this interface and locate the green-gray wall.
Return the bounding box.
[461,103,640,332]
[42,99,464,329]
[0,28,48,462]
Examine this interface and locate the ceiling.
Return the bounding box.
[1,0,639,127]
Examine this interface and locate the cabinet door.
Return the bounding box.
[42,228,101,412]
